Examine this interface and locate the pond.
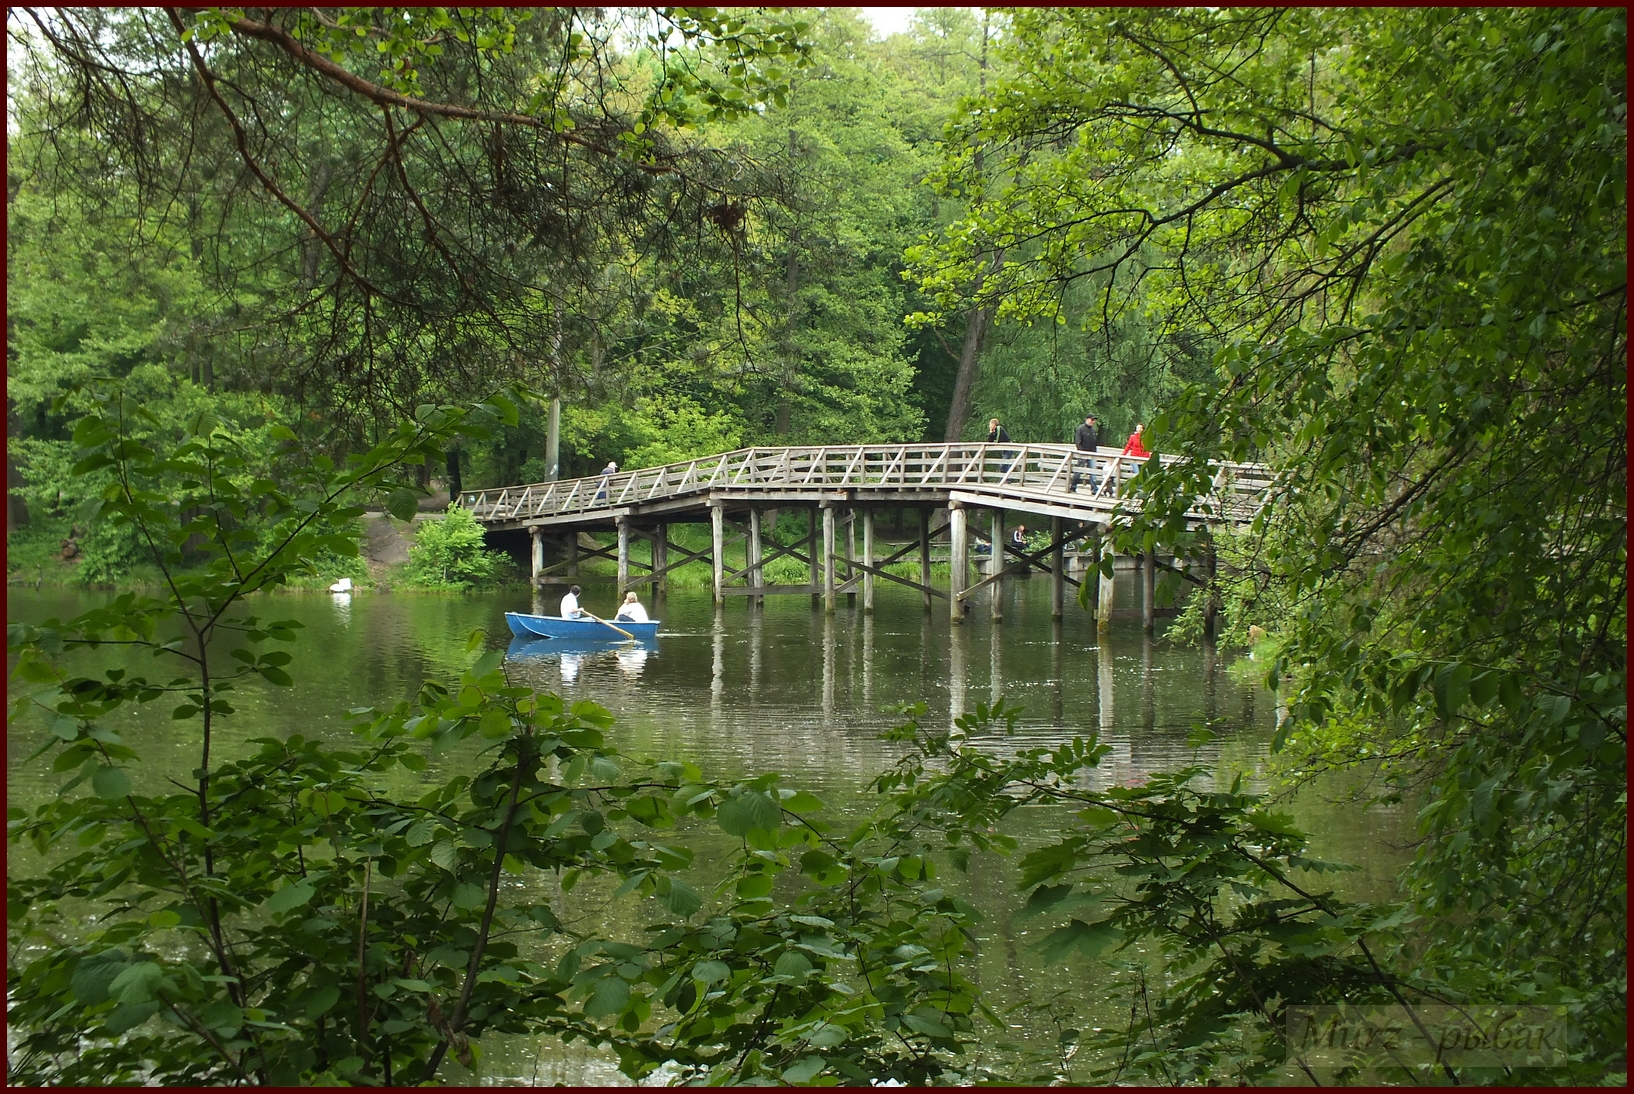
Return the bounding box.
[7,573,1414,1084]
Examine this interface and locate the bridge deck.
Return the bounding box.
[463,442,1271,530]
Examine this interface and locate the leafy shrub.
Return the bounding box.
[400,505,510,589]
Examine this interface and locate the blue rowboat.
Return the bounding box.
[504,611,660,642]
[506,635,655,660]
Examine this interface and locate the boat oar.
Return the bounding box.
[582,610,636,641]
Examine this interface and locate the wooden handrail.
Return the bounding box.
[461,442,1274,526]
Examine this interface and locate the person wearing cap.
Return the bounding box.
[595,460,618,502]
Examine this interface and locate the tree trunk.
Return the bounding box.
[941,17,998,444]
[777,123,801,437]
[943,301,993,441]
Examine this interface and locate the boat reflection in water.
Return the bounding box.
[505,635,658,684]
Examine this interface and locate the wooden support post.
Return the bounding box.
[616,518,630,599]
[862,508,876,613]
[822,504,837,613]
[1203,534,1219,641]
[1050,516,1065,621]
[991,509,1004,623]
[1142,547,1156,632]
[918,508,932,613]
[845,509,857,608]
[567,531,579,577]
[654,523,668,594]
[1098,528,1115,632]
[711,504,725,606]
[530,526,543,586]
[808,509,820,608]
[748,508,764,607]
[950,503,968,623]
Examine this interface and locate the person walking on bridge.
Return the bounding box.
[1070,414,1100,492]
[595,460,618,502]
[1121,422,1150,459]
[987,418,1017,476]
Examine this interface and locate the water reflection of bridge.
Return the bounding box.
[465,442,1272,633]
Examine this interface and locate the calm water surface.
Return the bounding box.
[8,576,1412,1084]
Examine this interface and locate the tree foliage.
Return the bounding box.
[6,382,988,1086]
[914,6,1627,1073]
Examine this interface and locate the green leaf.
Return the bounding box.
[584,975,630,1018]
[103,999,160,1035]
[305,985,342,1018]
[91,765,132,799]
[478,707,512,738]
[716,790,780,838]
[387,488,420,523]
[108,960,165,1004]
[196,999,244,1035]
[264,882,316,915]
[72,950,131,1006]
[782,1055,825,1083]
[782,790,825,813]
[1035,918,1122,963]
[1433,663,1472,720]
[773,950,812,978]
[452,882,487,910]
[658,878,702,918]
[259,665,294,687]
[692,960,731,985]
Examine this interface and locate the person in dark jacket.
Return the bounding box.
[1070,414,1100,492]
[987,418,1017,476]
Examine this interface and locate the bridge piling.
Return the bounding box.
[616,518,630,599]
[654,523,668,594]
[748,508,764,607]
[1203,535,1218,640]
[991,509,1004,623]
[530,526,544,587]
[845,510,857,608]
[949,503,968,623]
[1098,533,1115,632]
[1143,547,1156,632]
[822,504,837,613]
[711,504,725,606]
[808,508,819,608]
[1050,516,1065,620]
[862,509,875,612]
[917,509,932,613]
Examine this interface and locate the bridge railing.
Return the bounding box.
[462,443,1274,525]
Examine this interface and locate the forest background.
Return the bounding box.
[8,7,1174,587]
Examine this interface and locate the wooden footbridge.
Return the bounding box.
[464,442,1272,631]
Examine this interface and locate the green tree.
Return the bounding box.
[914,6,1627,1073]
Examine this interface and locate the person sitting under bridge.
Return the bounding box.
[614,591,649,624]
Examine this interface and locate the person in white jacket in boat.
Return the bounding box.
[560,584,583,619]
[613,591,649,624]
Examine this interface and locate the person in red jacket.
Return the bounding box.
[1121,422,1150,458]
